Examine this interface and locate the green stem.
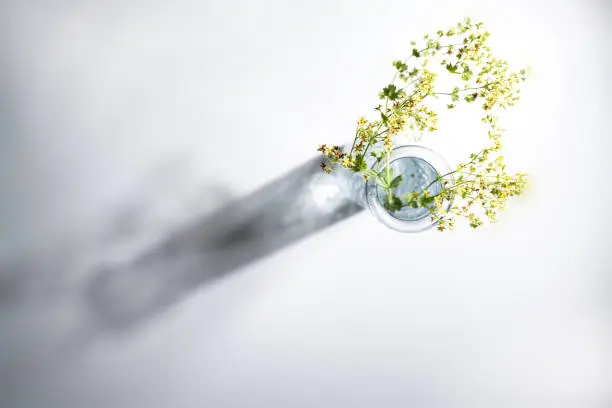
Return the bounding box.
[349,128,359,156]
[416,148,489,200]
[422,169,458,191]
[433,85,486,96]
[359,127,388,166]
[385,149,395,206]
[386,149,391,183]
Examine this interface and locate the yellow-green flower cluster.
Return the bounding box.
[431,149,529,231]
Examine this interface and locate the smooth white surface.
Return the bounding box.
[2,0,611,407]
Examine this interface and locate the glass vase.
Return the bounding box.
[365,145,453,232]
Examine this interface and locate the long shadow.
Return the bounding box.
[0,155,368,387]
[84,156,367,331]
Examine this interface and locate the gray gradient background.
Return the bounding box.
[1,0,612,407]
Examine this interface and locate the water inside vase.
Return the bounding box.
[376,156,442,221]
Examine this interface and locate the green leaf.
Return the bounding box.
[392,196,404,211]
[403,195,419,208]
[418,194,435,207]
[379,84,402,101]
[389,175,404,189]
[412,48,421,58]
[380,111,389,123]
[392,60,408,73]
[445,63,458,74]
[461,70,473,81]
[351,154,367,172]
[383,194,404,212]
[464,93,478,102]
[451,86,460,102]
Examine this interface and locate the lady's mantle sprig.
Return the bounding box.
[319,18,528,231]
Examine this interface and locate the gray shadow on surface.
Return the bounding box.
[0,156,367,393]
[84,157,366,331]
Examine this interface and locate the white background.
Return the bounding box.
[1,0,611,407]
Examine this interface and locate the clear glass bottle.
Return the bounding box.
[365,145,453,232]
